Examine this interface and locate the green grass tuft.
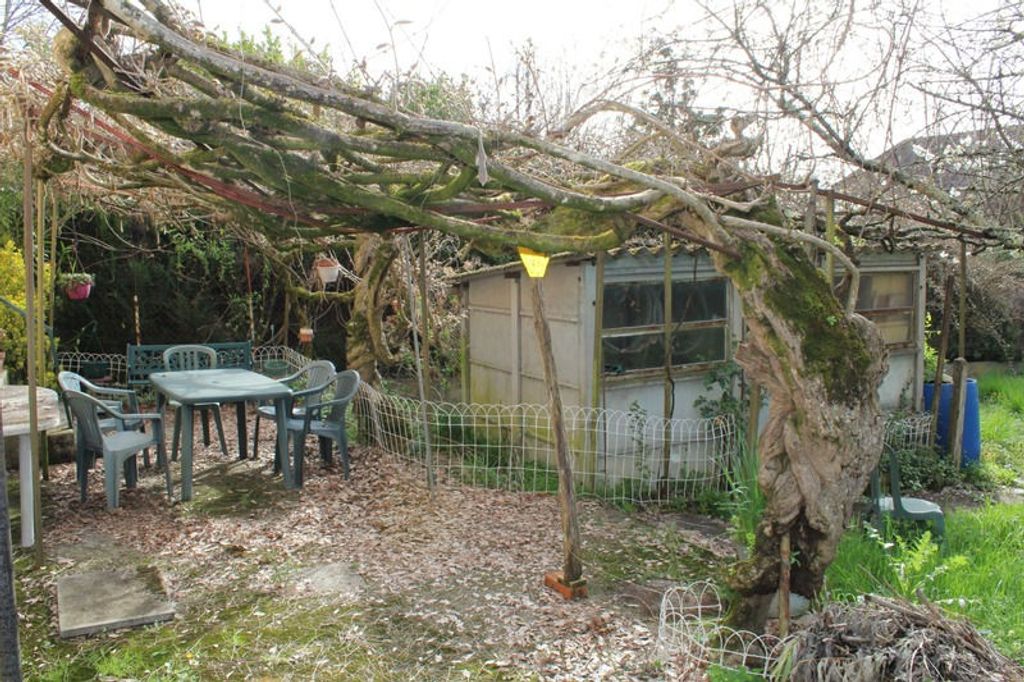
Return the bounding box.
[977,373,1024,414]
[828,504,1024,663]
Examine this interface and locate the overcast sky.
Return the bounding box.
[178,0,1006,166]
[182,0,696,81]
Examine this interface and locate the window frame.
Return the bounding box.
[600,276,730,376]
[849,269,918,350]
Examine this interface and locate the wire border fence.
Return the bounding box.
[54,347,932,508]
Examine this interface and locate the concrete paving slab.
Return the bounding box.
[289,562,364,599]
[57,566,175,638]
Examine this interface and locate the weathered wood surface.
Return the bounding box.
[0,386,63,435]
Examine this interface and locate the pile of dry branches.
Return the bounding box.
[785,593,1024,681]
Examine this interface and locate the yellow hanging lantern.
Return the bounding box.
[517,246,550,278]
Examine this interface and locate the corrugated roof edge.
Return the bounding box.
[449,239,928,284]
[449,241,709,284]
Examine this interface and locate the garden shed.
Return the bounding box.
[456,245,926,420]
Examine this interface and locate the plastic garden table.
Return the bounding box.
[149,369,293,501]
[1,385,64,547]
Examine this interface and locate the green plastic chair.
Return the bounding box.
[64,390,172,509]
[284,369,361,485]
[162,345,229,460]
[58,370,153,465]
[253,359,336,465]
[871,451,946,538]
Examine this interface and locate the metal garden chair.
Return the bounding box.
[63,390,172,509]
[284,369,361,485]
[253,359,335,465]
[870,450,946,539]
[162,345,229,460]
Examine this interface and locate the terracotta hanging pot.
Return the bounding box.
[298,326,314,344]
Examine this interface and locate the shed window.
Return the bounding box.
[602,278,728,373]
[852,271,916,345]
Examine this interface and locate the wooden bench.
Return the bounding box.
[127,342,253,388]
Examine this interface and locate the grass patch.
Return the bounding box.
[978,374,1024,482]
[977,372,1024,414]
[586,522,723,587]
[187,462,289,518]
[827,503,1024,663]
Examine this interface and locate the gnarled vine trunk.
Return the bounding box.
[345,234,396,385]
[712,236,887,629]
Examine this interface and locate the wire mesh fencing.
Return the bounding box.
[55,351,129,386]
[883,412,932,453]
[352,382,738,504]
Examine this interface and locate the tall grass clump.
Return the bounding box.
[827,504,1024,662]
[977,372,1024,414]
[724,438,765,551]
[978,374,1024,481]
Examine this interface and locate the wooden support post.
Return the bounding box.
[959,241,967,359]
[588,251,606,492]
[35,181,48,481]
[803,181,818,261]
[418,236,432,403]
[530,277,586,598]
[779,532,791,637]
[22,118,41,560]
[661,232,673,489]
[928,275,955,448]
[824,194,836,281]
[399,238,434,492]
[947,358,968,468]
[459,283,470,403]
[133,294,142,345]
[746,379,761,457]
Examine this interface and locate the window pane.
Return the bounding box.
[672,279,727,322]
[671,327,727,365]
[865,310,913,344]
[856,272,914,310]
[603,333,665,372]
[603,282,663,329]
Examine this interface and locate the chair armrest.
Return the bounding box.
[292,384,329,400]
[303,395,355,419]
[279,369,304,384]
[84,383,140,410]
[91,396,162,425]
[114,412,163,423]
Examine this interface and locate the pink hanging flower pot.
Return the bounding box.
[59,273,94,301]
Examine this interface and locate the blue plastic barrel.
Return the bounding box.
[922,379,981,467]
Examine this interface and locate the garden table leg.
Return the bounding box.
[275,397,295,489]
[180,405,195,501]
[235,402,248,460]
[18,434,34,547]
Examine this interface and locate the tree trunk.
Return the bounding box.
[714,236,887,629]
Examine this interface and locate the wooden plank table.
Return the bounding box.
[1,385,64,547]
